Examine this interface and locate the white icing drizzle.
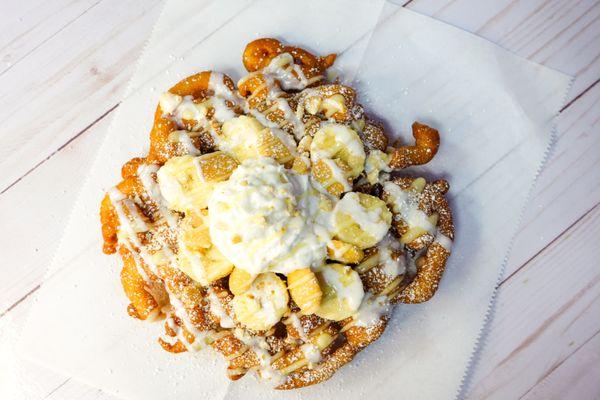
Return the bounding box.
[169,130,201,156]
[233,328,285,385]
[241,73,306,140]
[262,53,314,91]
[377,234,406,278]
[383,182,436,234]
[435,232,453,251]
[159,72,244,149]
[287,313,308,341]
[163,312,203,352]
[137,164,179,228]
[208,72,239,102]
[320,158,352,191]
[352,294,391,328]
[286,313,322,364]
[211,96,237,123]
[108,188,158,277]
[163,284,211,352]
[158,92,183,114]
[334,192,389,242]
[207,288,235,328]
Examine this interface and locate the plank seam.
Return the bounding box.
[0,0,104,77]
[499,202,599,287]
[517,327,600,399]
[0,103,119,196]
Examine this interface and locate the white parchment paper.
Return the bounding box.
[20,1,571,399]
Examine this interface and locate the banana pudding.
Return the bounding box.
[100,38,454,389]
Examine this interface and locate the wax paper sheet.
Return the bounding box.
[19,1,572,399]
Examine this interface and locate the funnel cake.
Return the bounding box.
[100,38,454,389]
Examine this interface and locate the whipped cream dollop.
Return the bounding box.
[208,157,332,276]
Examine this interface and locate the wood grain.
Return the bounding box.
[0,0,162,193]
[466,205,600,399]
[0,114,109,312]
[504,77,600,278]
[0,0,598,399]
[521,330,600,399]
[410,0,600,103]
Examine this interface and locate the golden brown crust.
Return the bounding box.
[383,176,454,304]
[99,38,455,390]
[389,122,440,169]
[119,246,161,321]
[243,38,335,80]
[396,243,450,303]
[148,71,234,163]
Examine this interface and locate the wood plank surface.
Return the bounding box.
[0,0,598,399]
[0,0,162,192]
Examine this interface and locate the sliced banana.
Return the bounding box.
[157,152,237,212]
[311,158,352,197]
[220,116,297,165]
[180,210,211,250]
[232,272,289,331]
[310,123,366,179]
[177,210,234,286]
[195,151,239,182]
[287,268,322,314]
[291,155,311,174]
[333,192,392,249]
[327,240,364,264]
[364,149,391,185]
[229,266,255,295]
[314,263,364,321]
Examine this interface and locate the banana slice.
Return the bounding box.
[310,123,366,179]
[180,210,212,250]
[314,263,364,321]
[220,116,297,165]
[311,158,352,197]
[333,192,392,249]
[229,267,255,295]
[327,240,364,264]
[232,272,289,331]
[157,152,238,212]
[291,155,311,174]
[176,210,234,286]
[364,150,391,185]
[287,268,322,314]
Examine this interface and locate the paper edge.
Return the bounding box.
[454,75,575,400]
[396,7,574,83]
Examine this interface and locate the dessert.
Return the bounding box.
[99,38,454,389]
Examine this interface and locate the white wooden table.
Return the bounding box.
[1,0,598,399]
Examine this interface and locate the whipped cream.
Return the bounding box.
[208,157,332,276]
